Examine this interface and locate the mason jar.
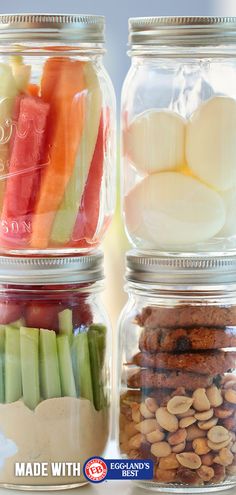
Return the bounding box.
[118,251,236,491]
[0,14,116,255]
[0,253,111,489]
[122,16,236,255]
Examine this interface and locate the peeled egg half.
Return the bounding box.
[125,172,225,247]
[124,110,186,174]
[186,96,236,191]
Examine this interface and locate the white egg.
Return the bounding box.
[219,188,236,237]
[124,110,186,174]
[125,172,225,247]
[186,96,236,191]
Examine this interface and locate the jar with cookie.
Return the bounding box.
[118,252,236,491]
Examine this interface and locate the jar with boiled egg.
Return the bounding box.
[122,17,236,255]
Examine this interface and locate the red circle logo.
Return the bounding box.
[84,458,108,483]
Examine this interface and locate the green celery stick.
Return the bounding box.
[57,335,76,397]
[72,332,93,402]
[10,318,25,329]
[58,309,73,338]
[39,329,61,399]
[5,325,22,403]
[88,330,104,410]
[20,327,40,410]
[89,324,107,368]
[0,325,5,403]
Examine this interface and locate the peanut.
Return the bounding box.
[135,419,158,434]
[201,453,215,466]
[140,402,154,419]
[146,429,165,443]
[176,452,202,470]
[177,467,201,485]
[168,428,187,446]
[195,409,214,421]
[155,468,176,483]
[124,422,137,438]
[197,465,214,481]
[212,464,225,483]
[206,385,223,408]
[207,425,230,444]
[167,396,193,415]
[151,441,172,458]
[178,408,195,418]
[207,438,231,451]
[214,406,234,419]
[192,388,211,412]
[192,438,210,455]
[128,433,145,449]
[159,453,180,470]
[225,389,236,405]
[198,417,218,430]
[172,442,186,453]
[214,448,234,467]
[186,424,206,441]
[145,397,158,413]
[179,417,197,428]
[131,403,141,423]
[156,407,178,433]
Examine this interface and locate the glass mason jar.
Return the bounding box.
[0,253,111,489]
[118,252,236,491]
[0,14,116,255]
[122,16,236,255]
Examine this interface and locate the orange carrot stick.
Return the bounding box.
[30,58,86,249]
[27,83,39,97]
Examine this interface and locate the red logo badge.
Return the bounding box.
[84,457,108,483]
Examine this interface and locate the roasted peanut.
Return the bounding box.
[131,403,141,423]
[198,417,218,430]
[192,438,210,455]
[146,429,165,443]
[159,453,180,470]
[214,448,234,467]
[208,438,231,451]
[145,397,158,413]
[207,425,230,444]
[167,396,193,415]
[195,409,214,421]
[192,388,211,412]
[177,467,201,485]
[151,441,172,458]
[124,422,137,438]
[135,419,159,434]
[186,424,206,441]
[128,433,145,449]
[214,406,234,419]
[176,452,202,470]
[201,453,215,466]
[197,465,214,481]
[168,428,187,446]
[155,468,176,483]
[212,464,226,483]
[140,402,154,419]
[156,407,178,433]
[225,389,236,405]
[172,442,186,453]
[206,385,223,408]
[179,417,197,428]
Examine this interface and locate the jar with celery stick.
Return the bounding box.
[0,253,111,489]
[0,14,115,255]
[122,17,236,255]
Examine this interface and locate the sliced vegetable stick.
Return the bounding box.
[57,335,76,398]
[20,326,40,410]
[50,62,102,244]
[31,58,86,249]
[5,325,22,403]
[0,325,5,403]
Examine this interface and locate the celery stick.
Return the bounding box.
[5,325,22,403]
[10,318,25,329]
[88,330,104,410]
[89,324,107,368]
[58,309,73,338]
[20,327,40,410]
[57,335,76,397]
[39,329,61,399]
[72,332,93,403]
[0,325,5,403]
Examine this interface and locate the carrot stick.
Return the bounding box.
[30,58,86,249]
[27,84,39,97]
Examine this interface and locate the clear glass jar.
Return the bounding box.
[0,253,111,489]
[118,251,236,492]
[0,14,116,255]
[122,16,236,255]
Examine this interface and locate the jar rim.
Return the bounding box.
[126,250,236,285]
[0,13,105,43]
[0,252,104,285]
[128,16,236,50]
